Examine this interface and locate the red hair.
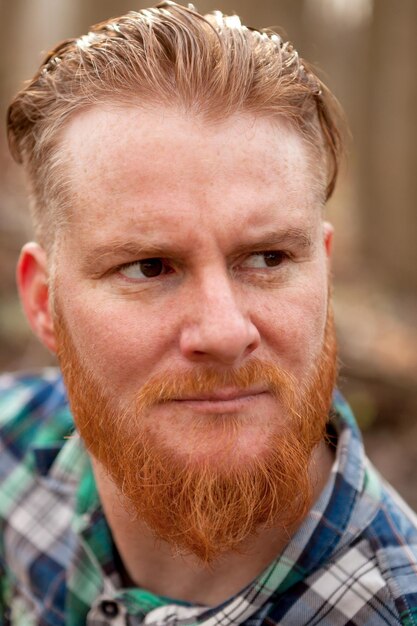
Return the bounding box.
[7,1,345,249]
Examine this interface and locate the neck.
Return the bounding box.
[91,440,334,606]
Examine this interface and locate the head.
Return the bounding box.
[10,2,345,562]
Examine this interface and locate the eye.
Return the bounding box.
[242,251,289,269]
[119,258,172,280]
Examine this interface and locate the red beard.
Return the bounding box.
[55,308,337,563]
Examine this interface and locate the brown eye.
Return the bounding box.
[263,252,286,267]
[119,258,168,280]
[139,258,164,277]
[242,251,288,269]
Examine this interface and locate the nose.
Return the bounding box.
[179,271,261,366]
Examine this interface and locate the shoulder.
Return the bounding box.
[0,371,78,622]
[328,393,417,623]
[364,471,417,624]
[0,368,73,465]
[327,462,417,625]
[292,469,417,625]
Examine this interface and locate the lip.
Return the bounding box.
[176,386,267,402]
[169,387,269,413]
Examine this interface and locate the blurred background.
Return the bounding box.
[0,0,416,504]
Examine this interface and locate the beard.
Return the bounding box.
[55,308,338,564]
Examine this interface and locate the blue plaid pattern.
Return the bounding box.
[1,369,417,625]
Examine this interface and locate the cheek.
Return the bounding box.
[254,280,328,376]
[57,293,178,393]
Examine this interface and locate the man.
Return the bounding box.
[1,2,417,624]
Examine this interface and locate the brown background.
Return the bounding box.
[0,0,416,505]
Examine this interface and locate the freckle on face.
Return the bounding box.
[54,104,330,458]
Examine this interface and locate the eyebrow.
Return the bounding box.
[82,226,314,275]
[82,240,178,273]
[231,228,314,256]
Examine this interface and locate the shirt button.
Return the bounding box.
[101,600,120,618]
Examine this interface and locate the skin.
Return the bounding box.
[18,104,335,604]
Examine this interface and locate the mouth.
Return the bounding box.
[168,387,269,413]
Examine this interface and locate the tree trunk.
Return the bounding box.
[360,0,417,294]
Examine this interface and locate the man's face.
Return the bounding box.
[50,105,335,560]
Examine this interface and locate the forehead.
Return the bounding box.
[58,104,322,247]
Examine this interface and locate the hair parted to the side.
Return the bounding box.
[7,0,346,250]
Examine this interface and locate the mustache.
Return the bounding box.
[136,358,297,410]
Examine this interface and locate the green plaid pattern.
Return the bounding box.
[1,369,417,625]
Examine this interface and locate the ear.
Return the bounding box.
[323,221,334,259]
[17,242,57,354]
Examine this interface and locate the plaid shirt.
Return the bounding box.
[1,370,417,626]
